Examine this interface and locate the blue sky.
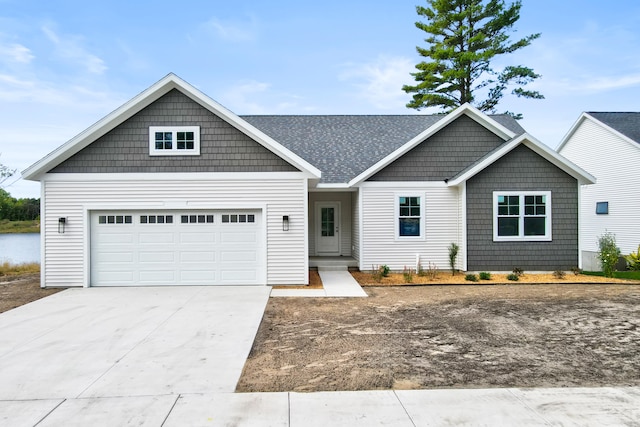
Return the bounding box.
[1,0,639,198]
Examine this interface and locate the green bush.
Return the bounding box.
[465,273,478,282]
[448,243,459,276]
[380,264,390,277]
[624,245,640,271]
[506,273,519,281]
[597,232,621,277]
[479,271,491,280]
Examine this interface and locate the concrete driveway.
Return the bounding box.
[0,286,270,425]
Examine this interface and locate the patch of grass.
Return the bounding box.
[0,261,40,276]
[0,220,40,234]
[583,271,640,281]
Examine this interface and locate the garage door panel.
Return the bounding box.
[91,210,263,286]
[139,233,175,244]
[221,231,258,243]
[180,251,216,263]
[180,232,216,243]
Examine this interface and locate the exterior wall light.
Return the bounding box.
[282,215,289,231]
[58,217,67,234]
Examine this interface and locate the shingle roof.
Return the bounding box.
[588,112,640,145]
[242,114,525,183]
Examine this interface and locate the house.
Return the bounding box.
[23,74,595,288]
[557,112,640,270]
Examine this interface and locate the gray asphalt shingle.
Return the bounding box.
[242,114,525,183]
[588,112,640,145]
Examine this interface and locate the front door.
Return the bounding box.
[315,202,340,255]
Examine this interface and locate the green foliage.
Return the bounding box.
[506,273,519,281]
[380,265,390,277]
[479,271,491,280]
[512,267,524,277]
[403,266,414,283]
[0,219,40,234]
[465,273,478,282]
[553,269,566,279]
[0,188,40,221]
[597,232,621,278]
[582,270,640,281]
[403,0,543,118]
[448,242,459,276]
[624,245,640,271]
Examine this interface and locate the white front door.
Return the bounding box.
[315,202,340,255]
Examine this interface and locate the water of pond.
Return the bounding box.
[0,233,40,264]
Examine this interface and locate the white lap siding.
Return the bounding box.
[359,184,462,272]
[41,174,308,287]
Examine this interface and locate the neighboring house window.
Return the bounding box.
[149,126,200,156]
[396,195,423,238]
[596,202,609,215]
[493,192,551,241]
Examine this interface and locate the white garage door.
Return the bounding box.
[90,210,264,286]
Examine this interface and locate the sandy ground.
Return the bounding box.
[0,274,63,313]
[237,283,640,392]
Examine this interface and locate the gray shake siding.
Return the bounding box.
[50,89,299,173]
[369,115,506,181]
[466,144,578,271]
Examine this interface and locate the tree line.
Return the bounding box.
[0,189,40,221]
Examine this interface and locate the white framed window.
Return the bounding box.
[149,126,200,156]
[493,191,551,241]
[395,194,424,239]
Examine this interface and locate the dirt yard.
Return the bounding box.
[237,283,640,392]
[0,274,63,313]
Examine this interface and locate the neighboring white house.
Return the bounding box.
[23,74,595,288]
[557,112,640,270]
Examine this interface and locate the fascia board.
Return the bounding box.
[347,103,516,187]
[23,73,321,180]
[448,133,596,186]
[556,112,589,152]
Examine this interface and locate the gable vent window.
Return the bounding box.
[149,126,200,156]
[596,202,609,215]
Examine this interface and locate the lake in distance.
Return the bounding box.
[0,233,40,264]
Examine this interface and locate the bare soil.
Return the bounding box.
[237,282,640,392]
[0,274,63,313]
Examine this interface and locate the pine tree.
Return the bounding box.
[402,0,543,119]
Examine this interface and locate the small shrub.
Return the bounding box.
[624,245,640,271]
[403,266,414,283]
[380,264,390,277]
[371,265,383,283]
[553,269,566,279]
[597,232,621,277]
[512,267,524,277]
[465,273,478,282]
[571,266,581,275]
[506,273,519,281]
[448,243,459,276]
[479,271,491,280]
[425,262,439,281]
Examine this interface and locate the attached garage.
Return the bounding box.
[90,210,265,286]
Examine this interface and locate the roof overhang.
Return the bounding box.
[557,112,640,152]
[22,73,321,181]
[448,133,596,186]
[347,103,517,187]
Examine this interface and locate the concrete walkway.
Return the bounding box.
[270,267,368,297]
[1,287,639,426]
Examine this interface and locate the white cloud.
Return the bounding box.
[201,17,257,42]
[219,80,314,114]
[41,25,107,74]
[340,55,415,110]
[0,42,34,64]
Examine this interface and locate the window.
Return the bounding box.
[596,202,609,215]
[396,195,423,238]
[149,126,200,156]
[98,215,132,225]
[493,192,551,241]
[222,214,255,224]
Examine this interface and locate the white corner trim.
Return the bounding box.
[347,103,516,187]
